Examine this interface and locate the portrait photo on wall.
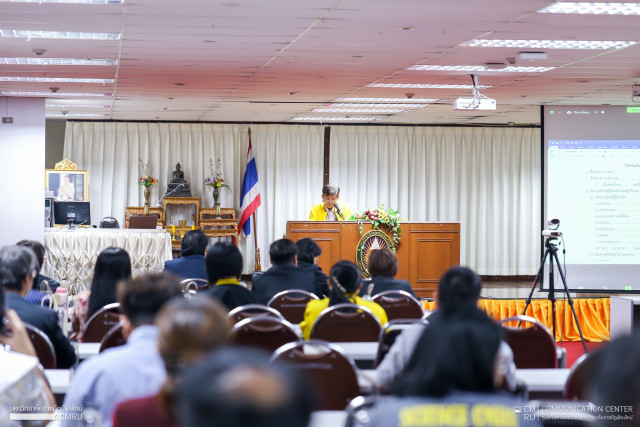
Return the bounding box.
[45,170,89,202]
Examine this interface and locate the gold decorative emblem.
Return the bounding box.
[356,230,393,278]
[54,158,78,171]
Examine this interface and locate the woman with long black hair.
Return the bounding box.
[299,260,387,340]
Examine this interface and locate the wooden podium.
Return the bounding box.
[286,221,460,298]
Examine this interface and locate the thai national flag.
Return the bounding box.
[238,135,261,237]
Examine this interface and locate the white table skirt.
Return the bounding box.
[43,228,172,287]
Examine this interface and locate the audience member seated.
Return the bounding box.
[362,308,535,427]
[0,286,56,421]
[112,295,230,427]
[16,240,60,305]
[204,242,257,311]
[359,249,416,299]
[587,332,640,426]
[163,229,208,280]
[175,348,314,427]
[70,247,132,342]
[300,260,388,340]
[295,238,330,297]
[0,245,77,369]
[376,266,515,392]
[252,239,320,305]
[62,272,182,427]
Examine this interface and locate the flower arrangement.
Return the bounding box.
[138,160,157,187]
[204,159,231,191]
[348,204,402,250]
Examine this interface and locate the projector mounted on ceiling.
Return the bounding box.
[453,74,496,111]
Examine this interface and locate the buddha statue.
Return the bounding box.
[165,162,192,197]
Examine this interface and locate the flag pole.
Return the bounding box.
[248,127,262,272]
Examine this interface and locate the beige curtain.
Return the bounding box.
[329,125,541,275]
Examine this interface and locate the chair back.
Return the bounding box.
[267,289,319,324]
[230,316,299,353]
[564,353,597,401]
[24,323,57,369]
[99,216,120,228]
[99,324,126,353]
[372,290,424,321]
[310,303,381,342]
[374,319,425,367]
[499,315,558,369]
[180,278,212,296]
[272,340,360,410]
[128,214,158,229]
[227,304,284,325]
[83,303,121,343]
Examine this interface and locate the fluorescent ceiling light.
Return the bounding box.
[330,103,427,108]
[538,2,640,15]
[0,76,114,83]
[461,39,637,49]
[409,65,554,73]
[0,58,117,66]
[2,91,112,96]
[0,30,121,40]
[313,108,405,113]
[336,97,445,103]
[292,116,380,122]
[4,0,123,4]
[368,83,490,89]
[46,113,111,118]
[46,104,111,108]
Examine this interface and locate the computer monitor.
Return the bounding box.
[53,201,91,226]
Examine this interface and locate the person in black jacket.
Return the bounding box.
[204,242,257,311]
[359,248,416,299]
[0,245,76,369]
[163,229,208,280]
[295,238,329,298]
[251,239,318,304]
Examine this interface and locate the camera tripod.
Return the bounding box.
[521,237,588,354]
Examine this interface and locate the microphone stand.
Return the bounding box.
[157,183,184,207]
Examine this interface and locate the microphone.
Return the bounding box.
[334,203,344,220]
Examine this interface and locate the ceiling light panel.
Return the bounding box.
[538,2,640,15]
[5,0,123,4]
[313,108,406,113]
[0,30,121,40]
[409,65,554,73]
[0,77,114,83]
[336,98,445,103]
[329,103,427,108]
[1,91,112,96]
[461,39,637,49]
[292,116,380,122]
[368,83,490,89]
[0,58,117,66]
[46,113,111,118]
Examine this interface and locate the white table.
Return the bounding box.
[309,410,348,427]
[77,342,101,360]
[45,369,72,394]
[332,342,379,363]
[515,368,570,392]
[43,228,172,287]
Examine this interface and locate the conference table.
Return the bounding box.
[42,228,172,287]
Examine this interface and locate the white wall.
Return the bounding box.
[0,97,46,246]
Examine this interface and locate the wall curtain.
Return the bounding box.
[63,122,325,272]
[65,122,540,275]
[330,125,541,275]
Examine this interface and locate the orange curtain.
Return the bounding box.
[422,298,609,342]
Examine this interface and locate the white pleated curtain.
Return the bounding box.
[64,122,540,275]
[329,125,541,275]
[63,122,325,272]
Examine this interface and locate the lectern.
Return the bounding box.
[286,221,460,298]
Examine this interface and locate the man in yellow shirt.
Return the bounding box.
[308,183,352,221]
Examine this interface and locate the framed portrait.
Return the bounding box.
[45,170,89,202]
